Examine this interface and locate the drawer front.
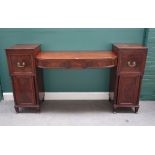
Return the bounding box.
[87,59,117,68]
[119,52,145,73]
[67,59,116,68]
[37,59,87,68]
[67,60,87,68]
[9,54,34,74]
[37,59,68,68]
[12,76,36,105]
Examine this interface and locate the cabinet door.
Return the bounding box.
[12,76,36,105]
[117,75,141,105]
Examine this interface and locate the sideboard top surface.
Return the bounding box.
[36,51,117,60]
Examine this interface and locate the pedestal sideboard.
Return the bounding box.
[6,44,147,113]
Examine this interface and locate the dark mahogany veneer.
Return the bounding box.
[6,44,147,113]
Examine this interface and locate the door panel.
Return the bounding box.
[12,76,36,105]
[117,75,140,105]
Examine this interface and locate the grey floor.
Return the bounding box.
[0,100,155,126]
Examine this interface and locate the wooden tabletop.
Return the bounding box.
[36,51,117,60]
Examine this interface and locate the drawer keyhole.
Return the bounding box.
[127,61,136,68]
[17,62,26,68]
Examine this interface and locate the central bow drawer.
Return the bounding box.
[36,59,117,69]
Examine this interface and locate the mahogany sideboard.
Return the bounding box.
[6,44,147,113]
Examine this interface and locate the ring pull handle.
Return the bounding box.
[17,62,26,68]
[127,61,136,68]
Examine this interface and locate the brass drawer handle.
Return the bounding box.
[127,61,136,67]
[17,62,26,68]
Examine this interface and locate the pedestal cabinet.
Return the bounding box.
[110,44,147,113]
[6,44,44,112]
